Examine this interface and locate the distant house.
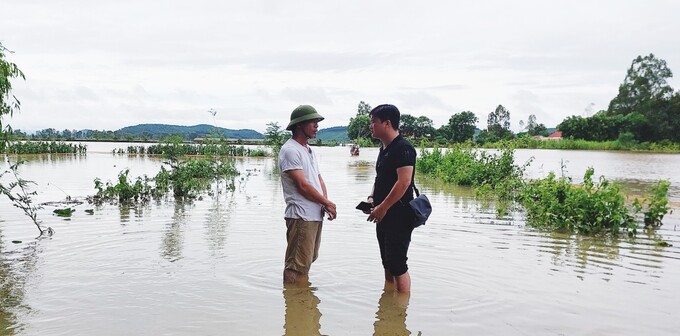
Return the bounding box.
[546,131,563,140]
[532,130,562,141]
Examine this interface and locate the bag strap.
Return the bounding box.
[410,167,420,197]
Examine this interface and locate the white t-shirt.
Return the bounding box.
[278,139,324,221]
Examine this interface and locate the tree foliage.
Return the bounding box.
[446,111,478,143]
[484,105,513,142]
[399,114,434,140]
[608,54,674,116]
[400,114,416,138]
[348,101,372,140]
[603,54,680,142]
[1,42,25,145]
[264,121,288,155]
[524,114,549,136]
[555,54,680,143]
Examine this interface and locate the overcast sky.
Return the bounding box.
[2,0,679,134]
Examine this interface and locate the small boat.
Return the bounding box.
[350,145,360,156]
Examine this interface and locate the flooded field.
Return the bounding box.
[1,143,679,335]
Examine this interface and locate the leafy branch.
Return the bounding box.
[0,160,53,235]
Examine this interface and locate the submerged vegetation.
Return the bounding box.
[3,141,87,154]
[417,146,672,236]
[481,137,680,153]
[112,142,267,157]
[417,144,527,188]
[91,158,239,204]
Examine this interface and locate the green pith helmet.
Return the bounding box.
[286,105,324,131]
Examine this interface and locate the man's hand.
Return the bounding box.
[368,204,387,223]
[323,201,337,220]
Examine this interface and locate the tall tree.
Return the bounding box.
[605,54,680,142]
[487,105,512,140]
[447,111,478,143]
[357,100,372,116]
[525,114,549,136]
[399,114,417,138]
[414,116,434,139]
[608,54,674,117]
[348,101,372,140]
[264,122,288,155]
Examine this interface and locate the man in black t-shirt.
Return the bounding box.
[366,104,416,293]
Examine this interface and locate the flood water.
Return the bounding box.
[1,143,680,335]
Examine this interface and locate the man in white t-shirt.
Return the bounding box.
[279,105,337,286]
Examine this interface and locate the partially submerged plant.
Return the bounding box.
[0,161,53,235]
[633,180,672,228]
[53,207,76,217]
[91,157,239,205]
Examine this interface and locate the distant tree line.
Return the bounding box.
[10,125,264,142]
[9,128,156,142]
[347,101,548,145]
[347,54,680,146]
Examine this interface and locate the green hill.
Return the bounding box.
[317,126,349,142]
[117,124,263,140]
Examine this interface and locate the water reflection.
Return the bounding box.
[161,201,190,262]
[539,230,672,282]
[282,284,322,336]
[204,195,233,255]
[373,290,411,336]
[3,153,85,165]
[0,232,41,335]
[347,160,374,183]
[118,203,148,223]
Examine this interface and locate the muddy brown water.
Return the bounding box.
[1,143,679,335]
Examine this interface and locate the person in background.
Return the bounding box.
[366,104,417,293]
[279,105,337,286]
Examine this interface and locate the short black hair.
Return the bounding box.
[369,104,400,130]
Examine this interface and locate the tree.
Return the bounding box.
[399,114,434,140]
[357,100,372,116]
[264,122,288,155]
[1,42,25,145]
[608,54,674,117]
[525,114,549,136]
[487,105,512,140]
[0,43,51,235]
[558,113,643,141]
[399,114,416,138]
[447,111,478,143]
[414,116,434,140]
[348,101,372,140]
[558,115,589,140]
[603,54,680,142]
[668,93,680,142]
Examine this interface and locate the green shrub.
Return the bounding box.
[92,158,239,204]
[418,145,673,236]
[519,168,636,235]
[4,141,87,154]
[417,145,527,189]
[633,180,671,228]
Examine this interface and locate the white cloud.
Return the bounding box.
[2,0,680,134]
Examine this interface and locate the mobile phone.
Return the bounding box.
[323,206,334,220]
[356,201,372,214]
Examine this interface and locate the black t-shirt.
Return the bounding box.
[373,134,416,206]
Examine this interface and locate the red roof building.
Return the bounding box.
[547,131,563,139]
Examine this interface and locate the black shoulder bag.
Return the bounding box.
[409,181,432,227]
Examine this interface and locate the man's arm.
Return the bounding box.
[368,165,413,223]
[286,169,336,219]
[318,174,328,198]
